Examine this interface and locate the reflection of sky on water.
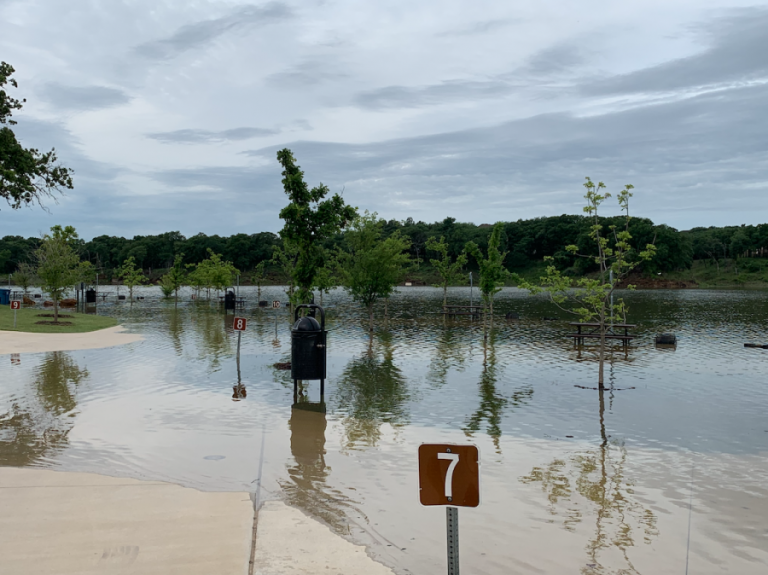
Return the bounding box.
[1,286,767,574]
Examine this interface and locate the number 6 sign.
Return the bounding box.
[418,444,480,507]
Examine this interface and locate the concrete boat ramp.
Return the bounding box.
[0,467,393,575]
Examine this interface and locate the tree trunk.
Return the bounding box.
[598,304,606,390]
[368,302,374,332]
[54,298,59,323]
[489,295,494,330]
[443,286,447,309]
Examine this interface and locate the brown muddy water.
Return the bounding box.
[1,287,767,574]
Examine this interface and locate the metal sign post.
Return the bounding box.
[232,316,247,399]
[233,316,247,365]
[418,444,480,575]
[10,300,21,329]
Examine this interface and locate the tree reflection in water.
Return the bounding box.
[427,325,468,387]
[336,331,410,449]
[188,305,232,369]
[167,307,184,357]
[520,389,658,574]
[0,352,88,466]
[464,330,533,452]
[281,404,352,533]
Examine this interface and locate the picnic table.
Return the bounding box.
[568,322,636,347]
[219,295,247,309]
[441,304,484,319]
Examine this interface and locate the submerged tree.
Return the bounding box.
[1,62,73,210]
[116,256,145,302]
[518,178,656,388]
[35,225,92,322]
[312,259,337,305]
[276,148,356,304]
[160,254,186,305]
[426,235,468,307]
[335,212,411,331]
[250,260,268,301]
[466,222,509,335]
[272,240,299,304]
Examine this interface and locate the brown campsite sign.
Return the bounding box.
[418,444,480,507]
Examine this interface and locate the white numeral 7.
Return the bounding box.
[438,452,459,498]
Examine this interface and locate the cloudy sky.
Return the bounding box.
[1,0,767,240]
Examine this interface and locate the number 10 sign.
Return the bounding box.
[418,444,479,507]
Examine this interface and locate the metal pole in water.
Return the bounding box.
[609,269,614,328]
[237,330,242,369]
[446,506,459,575]
[469,272,473,309]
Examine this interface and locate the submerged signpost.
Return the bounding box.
[419,443,480,575]
[233,316,247,393]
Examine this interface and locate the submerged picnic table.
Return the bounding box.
[218,295,247,309]
[568,322,636,347]
[441,305,484,318]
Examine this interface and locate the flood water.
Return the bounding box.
[1,287,767,574]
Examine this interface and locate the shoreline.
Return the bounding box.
[0,325,143,355]
[0,467,394,575]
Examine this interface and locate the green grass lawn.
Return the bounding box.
[0,305,118,333]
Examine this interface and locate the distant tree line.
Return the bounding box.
[2,218,768,278]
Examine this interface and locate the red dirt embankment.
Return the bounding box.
[617,274,698,289]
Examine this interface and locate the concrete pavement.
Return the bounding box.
[0,467,394,575]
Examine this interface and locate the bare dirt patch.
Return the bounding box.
[36,314,74,319]
[35,321,74,326]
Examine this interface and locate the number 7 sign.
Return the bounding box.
[418,444,480,507]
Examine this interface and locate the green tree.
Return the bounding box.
[116,256,145,302]
[426,235,468,307]
[466,222,508,332]
[276,148,356,304]
[336,212,411,331]
[160,254,186,305]
[250,260,268,301]
[518,178,656,388]
[312,261,337,305]
[1,62,73,210]
[205,249,239,294]
[12,262,36,296]
[272,241,299,304]
[35,226,92,322]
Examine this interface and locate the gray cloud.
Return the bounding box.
[266,60,348,88]
[353,41,586,110]
[354,79,518,110]
[12,118,122,182]
[586,7,768,96]
[38,83,131,111]
[134,2,292,60]
[171,83,768,232]
[147,127,279,144]
[438,19,515,37]
[523,43,586,77]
